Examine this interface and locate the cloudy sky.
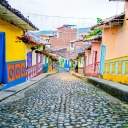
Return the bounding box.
[7,0,125,31]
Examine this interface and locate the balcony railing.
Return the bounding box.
[84,62,100,78]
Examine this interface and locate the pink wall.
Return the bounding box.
[85,50,91,65]
[85,42,101,66]
[91,42,101,62]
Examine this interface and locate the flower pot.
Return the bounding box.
[35,50,39,53]
[31,46,36,51]
[43,45,45,50]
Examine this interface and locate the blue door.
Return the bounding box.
[0,32,5,84]
[99,45,106,76]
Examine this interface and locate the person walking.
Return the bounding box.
[75,64,78,73]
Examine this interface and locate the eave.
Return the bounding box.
[109,0,128,2]
[91,13,125,30]
[84,35,102,42]
[0,2,39,31]
[95,21,123,30]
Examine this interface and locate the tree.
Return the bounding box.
[86,29,102,39]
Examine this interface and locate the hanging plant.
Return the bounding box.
[44,50,50,56]
[76,56,79,60]
[35,50,39,53]
[38,51,43,54]
[43,45,45,50]
[52,57,58,61]
[31,46,36,51]
[36,45,41,50]
[49,55,52,59]
[16,34,32,44]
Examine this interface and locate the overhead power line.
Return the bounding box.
[28,13,97,20]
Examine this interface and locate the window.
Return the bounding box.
[71,42,74,48]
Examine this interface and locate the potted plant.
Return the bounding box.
[35,50,39,53]
[31,46,36,51]
[76,56,79,60]
[38,51,43,54]
[43,45,45,50]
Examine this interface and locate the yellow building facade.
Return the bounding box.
[0,1,38,90]
[0,19,27,89]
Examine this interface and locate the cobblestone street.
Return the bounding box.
[0,70,128,127]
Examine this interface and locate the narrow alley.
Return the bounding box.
[0,67,128,128]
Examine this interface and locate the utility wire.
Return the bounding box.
[28,13,96,20]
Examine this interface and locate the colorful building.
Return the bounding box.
[24,33,43,81]
[91,2,128,84]
[73,47,85,74]
[42,55,49,73]
[83,35,102,77]
[52,48,72,70]
[42,51,57,73]
[0,1,39,90]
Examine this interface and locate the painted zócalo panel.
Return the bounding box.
[103,56,128,85]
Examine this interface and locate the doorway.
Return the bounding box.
[0,32,5,84]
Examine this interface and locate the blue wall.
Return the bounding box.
[1,60,26,90]
[64,59,70,69]
[42,63,48,73]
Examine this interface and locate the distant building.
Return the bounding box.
[76,27,91,39]
[50,24,77,50]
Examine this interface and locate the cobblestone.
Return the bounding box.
[0,72,128,127]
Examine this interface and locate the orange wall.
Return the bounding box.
[102,17,128,60]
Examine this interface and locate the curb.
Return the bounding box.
[0,72,58,102]
[72,72,128,103]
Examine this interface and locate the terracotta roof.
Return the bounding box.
[83,35,102,42]
[0,0,39,30]
[91,13,125,30]
[57,24,77,29]
[80,44,92,50]
[51,44,92,59]
[74,47,84,54]
[70,39,83,43]
[69,53,78,59]
[51,48,77,59]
